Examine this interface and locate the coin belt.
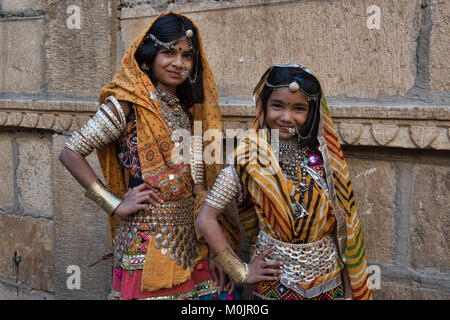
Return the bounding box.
[113,197,200,271]
[254,231,340,296]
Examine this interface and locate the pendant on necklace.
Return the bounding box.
[279,137,310,220]
[291,195,309,219]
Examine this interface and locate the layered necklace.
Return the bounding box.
[156,86,191,132]
[279,137,310,219]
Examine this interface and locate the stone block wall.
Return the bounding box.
[0,0,119,300]
[346,148,449,299]
[0,130,54,299]
[0,0,449,300]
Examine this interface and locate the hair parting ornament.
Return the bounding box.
[145,29,195,51]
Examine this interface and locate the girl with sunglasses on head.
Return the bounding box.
[59,12,241,300]
[197,64,372,300]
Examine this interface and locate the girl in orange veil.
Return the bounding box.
[60,12,241,300]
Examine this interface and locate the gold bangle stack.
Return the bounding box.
[190,135,204,185]
[213,248,249,284]
[84,179,123,216]
[204,170,238,211]
[65,96,126,157]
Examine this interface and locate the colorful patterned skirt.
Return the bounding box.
[107,203,241,300]
[252,279,345,300]
[108,260,241,300]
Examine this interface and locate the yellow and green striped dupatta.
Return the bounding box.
[235,64,372,300]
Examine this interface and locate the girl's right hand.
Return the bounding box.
[244,248,284,284]
[113,183,164,217]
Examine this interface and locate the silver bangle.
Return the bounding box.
[240,262,249,284]
[105,96,127,129]
[99,103,124,132]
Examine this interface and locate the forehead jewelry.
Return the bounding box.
[145,29,195,51]
[267,79,318,102]
[288,81,300,92]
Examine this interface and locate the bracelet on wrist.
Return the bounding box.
[84,179,123,216]
[213,248,249,284]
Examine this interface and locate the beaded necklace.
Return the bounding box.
[156,86,191,132]
[279,137,309,219]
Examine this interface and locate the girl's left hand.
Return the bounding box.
[113,183,163,217]
[244,248,284,284]
[209,258,225,293]
[208,257,236,295]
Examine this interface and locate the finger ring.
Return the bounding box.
[255,250,261,255]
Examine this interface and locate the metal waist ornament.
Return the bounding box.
[254,231,340,298]
[113,197,200,271]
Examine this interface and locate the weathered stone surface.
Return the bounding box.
[0,19,44,93]
[332,104,450,150]
[0,281,55,300]
[339,123,364,145]
[410,163,450,270]
[44,0,115,97]
[373,280,450,300]
[0,99,98,133]
[0,281,21,300]
[52,134,111,300]
[0,0,44,13]
[345,156,396,264]
[409,125,438,148]
[429,0,450,92]
[370,124,400,146]
[121,0,421,98]
[16,133,53,218]
[117,15,150,62]
[0,133,14,209]
[0,213,54,292]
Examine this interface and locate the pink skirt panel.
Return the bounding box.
[111,260,214,300]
